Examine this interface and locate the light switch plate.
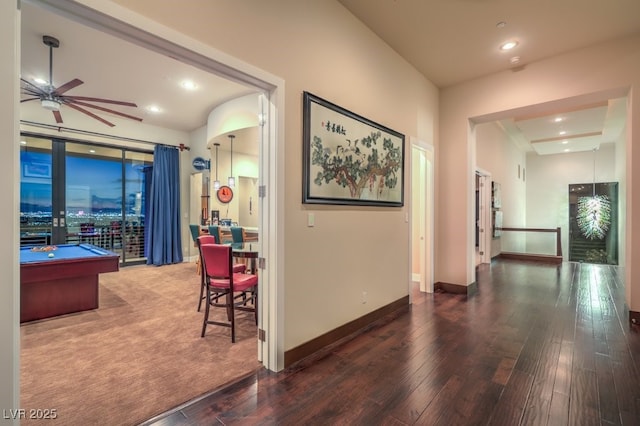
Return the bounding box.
[307,213,315,227]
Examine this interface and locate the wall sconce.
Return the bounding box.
[213,142,220,190]
[228,134,235,188]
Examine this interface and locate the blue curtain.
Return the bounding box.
[143,166,153,258]
[146,145,183,265]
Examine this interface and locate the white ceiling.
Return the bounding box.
[21,1,639,156]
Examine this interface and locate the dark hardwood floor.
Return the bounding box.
[142,259,640,425]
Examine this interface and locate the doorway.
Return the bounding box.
[18,0,282,372]
[411,141,434,293]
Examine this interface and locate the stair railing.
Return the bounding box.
[496,227,562,263]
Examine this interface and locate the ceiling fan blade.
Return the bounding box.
[63,96,137,107]
[65,103,115,127]
[69,100,143,122]
[53,110,63,124]
[22,87,42,95]
[21,97,40,103]
[20,78,47,95]
[53,78,83,95]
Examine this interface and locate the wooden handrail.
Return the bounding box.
[496,227,562,257]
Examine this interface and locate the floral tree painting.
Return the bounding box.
[302,92,404,206]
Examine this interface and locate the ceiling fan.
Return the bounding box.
[21,35,142,127]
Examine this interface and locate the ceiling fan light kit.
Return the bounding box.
[40,99,60,111]
[20,35,142,127]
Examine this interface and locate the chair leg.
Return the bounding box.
[197,272,205,312]
[225,293,233,322]
[227,292,236,343]
[201,286,211,338]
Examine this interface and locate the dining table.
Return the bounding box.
[229,241,260,274]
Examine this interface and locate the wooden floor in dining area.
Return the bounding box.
[144,259,640,425]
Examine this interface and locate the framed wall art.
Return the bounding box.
[492,181,502,209]
[302,91,405,206]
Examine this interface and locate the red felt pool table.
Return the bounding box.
[20,243,120,323]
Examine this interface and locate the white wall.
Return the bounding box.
[205,127,259,227]
[476,122,527,257]
[526,144,617,258]
[109,0,437,350]
[440,33,640,315]
[112,0,439,351]
[615,119,627,268]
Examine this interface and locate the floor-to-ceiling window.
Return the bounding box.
[20,134,153,265]
[19,136,52,246]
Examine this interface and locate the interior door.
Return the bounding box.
[411,142,434,293]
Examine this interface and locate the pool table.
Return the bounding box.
[20,244,120,323]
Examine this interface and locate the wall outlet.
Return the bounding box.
[362,291,367,304]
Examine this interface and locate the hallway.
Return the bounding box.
[146,260,640,425]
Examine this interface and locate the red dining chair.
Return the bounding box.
[198,243,258,342]
[196,235,246,312]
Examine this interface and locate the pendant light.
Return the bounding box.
[213,142,221,190]
[228,134,235,188]
[576,148,611,240]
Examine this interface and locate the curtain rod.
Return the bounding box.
[20,120,190,151]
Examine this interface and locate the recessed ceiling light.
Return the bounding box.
[20,140,27,145]
[33,77,47,85]
[146,105,162,113]
[554,117,564,123]
[559,131,566,135]
[180,80,197,90]
[89,149,96,153]
[509,56,521,65]
[564,148,570,152]
[496,21,507,29]
[500,41,518,51]
[562,140,569,144]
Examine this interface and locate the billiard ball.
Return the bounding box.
[48,253,54,258]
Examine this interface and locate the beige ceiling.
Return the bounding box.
[339,0,639,155]
[20,2,258,153]
[338,0,640,89]
[21,1,640,156]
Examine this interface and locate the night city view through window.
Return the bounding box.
[20,137,153,260]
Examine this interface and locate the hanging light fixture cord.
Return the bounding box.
[213,143,220,189]
[592,148,596,197]
[228,134,235,187]
[576,147,611,240]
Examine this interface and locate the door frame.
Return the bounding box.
[409,138,434,295]
[20,0,285,372]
